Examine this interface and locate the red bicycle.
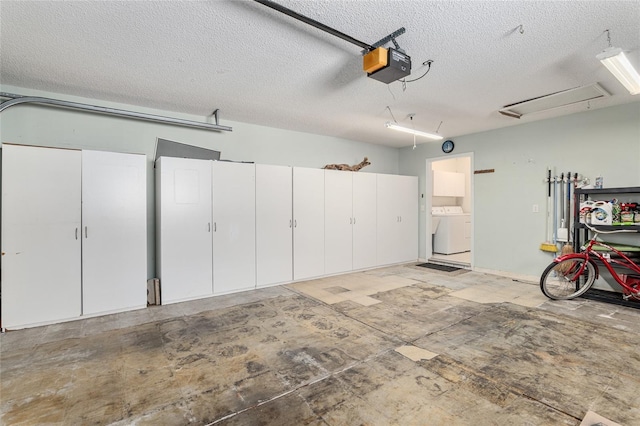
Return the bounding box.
[540,225,640,300]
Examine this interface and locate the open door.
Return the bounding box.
[426,153,474,268]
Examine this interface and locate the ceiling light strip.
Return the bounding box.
[385,122,443,140]
[597,47,640,95]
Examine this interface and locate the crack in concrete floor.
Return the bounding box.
[2,265,639,425]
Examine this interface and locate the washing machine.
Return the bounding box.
[432,206,471,254]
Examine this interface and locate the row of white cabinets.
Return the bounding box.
[1,147,416,327]
[156,157,418,304]
[1,145,147,329]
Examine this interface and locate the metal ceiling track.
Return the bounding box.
[367,27,406,53]
[0,92,233,132]
[254,0,375,51]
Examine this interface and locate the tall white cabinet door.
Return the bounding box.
[256,164,293,287]
[293,167,325,280]
[156,157,213,304]
[376,174,419,265]
[397,175,419,262]
[1,145,82,328]
[352,172,377,270]
[81,150,147,315]
[324,170,353,275]
[376,174,398,266]
[212,161,256,294]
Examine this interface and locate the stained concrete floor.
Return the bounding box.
[2,264,640,425]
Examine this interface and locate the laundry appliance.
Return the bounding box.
[432,206,471,254]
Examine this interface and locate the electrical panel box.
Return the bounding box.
[367,48,411,84]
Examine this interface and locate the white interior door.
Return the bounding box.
[213,161,256,294]
[293,167,325,280]
[324,170,353,275]
[256,164,293,287]
[81,150,147,315]
[156,157,213,303]
[1,145,82,328]
[352,172,377,270]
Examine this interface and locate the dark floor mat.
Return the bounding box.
[416,263,461,272]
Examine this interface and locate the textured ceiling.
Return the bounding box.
[1,0,639,148]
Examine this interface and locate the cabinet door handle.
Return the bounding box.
[399,216,402,223]
[294,220,297,228]
[208,222,211,232]
[350,218,352,225]
[85,226,88,238]
[289,219,292,228]
[214,222,217,232]
[75,228,78,240]
[353,217,356,224]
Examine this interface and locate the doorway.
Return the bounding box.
[426,153,473,268]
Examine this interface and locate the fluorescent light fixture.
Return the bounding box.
[597,47,640,95]
[385,122,443,140]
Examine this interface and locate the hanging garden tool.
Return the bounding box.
[540,168,557,252]
[553,173,558,246]
[557,172,568,245]
[561,172,575,255]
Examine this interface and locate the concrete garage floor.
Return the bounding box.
[2,264,639,425]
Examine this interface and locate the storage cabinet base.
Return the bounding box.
[580,289,640,309]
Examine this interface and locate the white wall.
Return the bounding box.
[0,86,399,278]
[400,101,640,278]
[3,85,639,281]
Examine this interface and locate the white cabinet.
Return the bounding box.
[293,167,325,280]
[377,174,418,265]
[2,145,148,329]
[324,170,353,275]
[433,170,465,197]
[156,157,213,304]
[324,170,378,274]
[2,145,82,328]
[397,175,419,262]
[212,161,256,294]
[352,172,378,270]
[377,174,397,265]
[81,150,147,315]
[256,164,293,287]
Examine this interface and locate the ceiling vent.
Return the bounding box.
[498,83,610,119]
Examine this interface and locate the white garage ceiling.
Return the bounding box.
[1,0,639,148]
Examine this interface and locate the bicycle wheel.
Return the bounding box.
[540,258,596,300]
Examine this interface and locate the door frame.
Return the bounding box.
[425,152,474,266]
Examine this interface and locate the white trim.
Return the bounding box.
[425,152,475,269]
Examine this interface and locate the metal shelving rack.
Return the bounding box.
[573,186,640,308]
